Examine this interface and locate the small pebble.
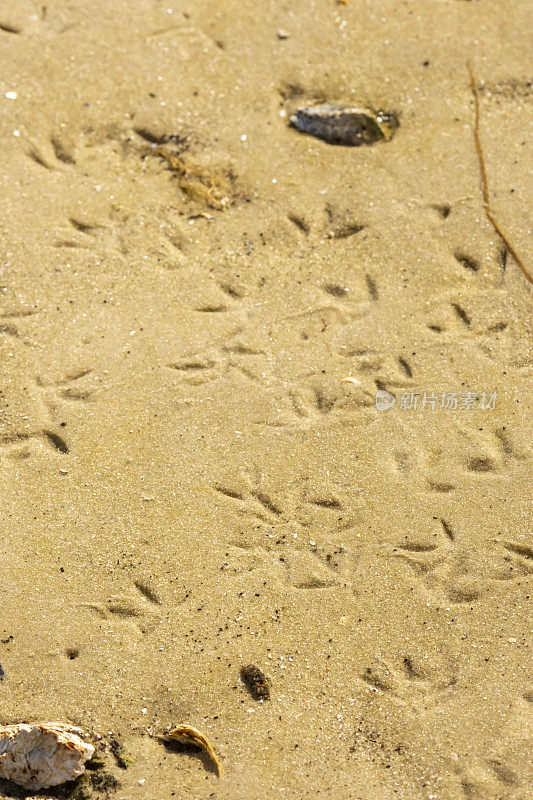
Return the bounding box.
[277,29,289,39]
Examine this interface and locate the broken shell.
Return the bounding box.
[0,722,94,791]
[162,725,222,777]
[290,102,398,146]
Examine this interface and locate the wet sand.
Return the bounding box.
[0,1,532,798]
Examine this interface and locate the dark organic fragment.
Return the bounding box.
[109,733,132,769]
[241,664,271,700]
[290,102,398,146]
[0,662,4,680]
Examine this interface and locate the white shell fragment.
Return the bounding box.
[290,102,398,146]
[0,722,94,791]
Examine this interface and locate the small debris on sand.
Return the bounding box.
[241,664,271,700]
[108,732,132,770]
[144,144,232,210]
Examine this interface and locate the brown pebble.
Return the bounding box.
[241,664,271,700]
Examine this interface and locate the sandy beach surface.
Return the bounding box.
[0,1,532,798]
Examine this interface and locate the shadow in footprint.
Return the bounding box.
[162,739,219,777]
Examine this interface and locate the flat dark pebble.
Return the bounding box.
[290,102,398,147]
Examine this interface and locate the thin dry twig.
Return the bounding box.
[467,61,532,284]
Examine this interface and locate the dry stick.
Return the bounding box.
[467,61,532,284]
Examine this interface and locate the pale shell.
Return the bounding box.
[0,722,94,791]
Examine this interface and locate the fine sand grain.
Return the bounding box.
[0,1,531,798]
